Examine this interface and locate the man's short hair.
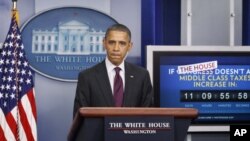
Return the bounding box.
[105,23,131,41]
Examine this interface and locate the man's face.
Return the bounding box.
[103,31,132,66]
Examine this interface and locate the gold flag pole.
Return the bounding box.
[12,0,21,140]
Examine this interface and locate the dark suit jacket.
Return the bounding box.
[73,60,154,116]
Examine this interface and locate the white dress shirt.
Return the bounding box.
[105,57,125,94]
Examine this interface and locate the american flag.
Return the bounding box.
[0,11,37,141]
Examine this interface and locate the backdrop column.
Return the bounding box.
[141,0,181,66]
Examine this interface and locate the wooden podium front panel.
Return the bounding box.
[68,108,198,141]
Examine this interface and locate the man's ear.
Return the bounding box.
[128,42,133,51]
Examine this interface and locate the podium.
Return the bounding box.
[68,107,198,141]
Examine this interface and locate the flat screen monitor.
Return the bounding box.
[147,46,250,132]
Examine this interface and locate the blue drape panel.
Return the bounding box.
[141,0,181,66]
[243,0,250,45]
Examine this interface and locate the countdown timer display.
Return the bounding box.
[157,52,250,123]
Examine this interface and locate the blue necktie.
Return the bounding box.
[113,67,123,107]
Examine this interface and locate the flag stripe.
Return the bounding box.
[27,91,37,139]
[19,99,35,141]
[27,89,37,121]
[7,109,18,140]
[0,110,16,141]
[20,92,37,140]
[18,120,28,141]
[0,125,7,141]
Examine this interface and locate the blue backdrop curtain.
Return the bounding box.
[141,0,181,66]
[243,0,250,45]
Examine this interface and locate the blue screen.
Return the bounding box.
[155,52,250,123]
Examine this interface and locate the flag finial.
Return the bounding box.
[12,0,18,10]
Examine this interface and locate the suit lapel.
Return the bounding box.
[95,61,115,106]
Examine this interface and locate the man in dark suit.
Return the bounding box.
[73,23,154,117]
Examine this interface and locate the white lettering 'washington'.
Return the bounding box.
[123,130,156,134]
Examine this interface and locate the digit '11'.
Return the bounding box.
[184,92,193,100]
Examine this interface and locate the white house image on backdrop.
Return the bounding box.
[32,20,106,55]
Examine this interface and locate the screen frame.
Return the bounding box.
[146,45,250,132]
